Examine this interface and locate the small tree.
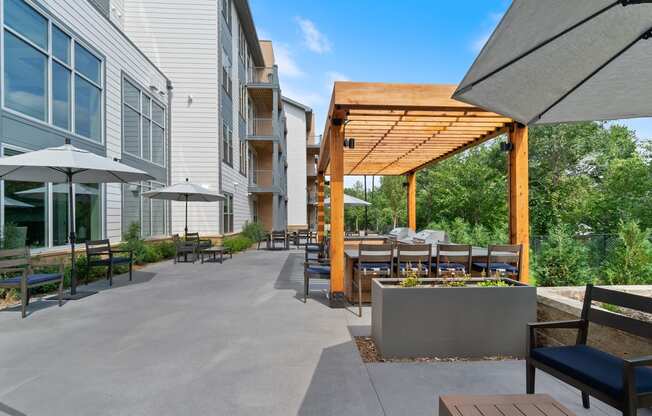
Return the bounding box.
[602,220,652,285]
[535,225,593,287]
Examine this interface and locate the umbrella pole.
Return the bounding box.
[68,172,77,295]
[184,194,188,237]
[364,175,368,236]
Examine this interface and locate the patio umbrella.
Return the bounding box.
[15,183,100,197]
[0,139,153,298]
[4,197,34,208]
[453,1,652,125]
[142,178,224,236]
[324,194,371,207]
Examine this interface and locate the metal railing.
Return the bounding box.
[249,169,274,188]
[247,66,276,84]
[248,118,274,137]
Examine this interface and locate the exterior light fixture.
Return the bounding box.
[343,138,355,149]
[500,142,514,152]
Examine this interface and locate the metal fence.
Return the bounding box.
[531,233,621,268]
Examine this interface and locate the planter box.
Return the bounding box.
[371,278,537,359]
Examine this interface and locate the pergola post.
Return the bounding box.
[508,123,529,283]
[329,119,345,305]
[407,171,417,231]
[316,173,325,243]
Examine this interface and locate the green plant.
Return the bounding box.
[534,225,593,287]
[477,280,510,287]
[223,235,253,253]
[2,221,26,249]
[602,220,652,285]
[153,241,176,259]
[241,221,266,242]
[601,302,622,313]
[399,264,421,287]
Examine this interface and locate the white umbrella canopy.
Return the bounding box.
[454,0,652,125]
[324,194,371,207]
[143,179,224,235]
[0,140,153,298]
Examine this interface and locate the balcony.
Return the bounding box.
[247,117,275,140]
[248,169,279,193]
[247,66,278,87]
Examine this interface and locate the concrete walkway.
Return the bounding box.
[0,250,646,415]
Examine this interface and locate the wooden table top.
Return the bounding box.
[439,394,575,416]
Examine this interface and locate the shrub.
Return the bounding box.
[425,218,507,246]
[241,221,266,242]
[534,225,593,287]
[224,235,253,253]
[153,241,176,259]
[602,220,652,285]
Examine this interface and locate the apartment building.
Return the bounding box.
[0,0,171,250]
[0,0,302,254]
[283,96,315,232]
[122,0,289,235]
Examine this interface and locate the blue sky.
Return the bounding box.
[249,0,652,184]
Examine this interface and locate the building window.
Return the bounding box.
[239,82,247,117]
[222,122,233,166]
[122,181,167,238]
[221,49,232,96]
[221,0,231,29]
[239,24,246,62]
[223,193,233,234]
[122,77,166,166]
[2,0,103,142]
[1,145,102,248]
[239,136,247,176]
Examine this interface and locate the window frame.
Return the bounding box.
[221,0,231,30]
[222,192,234,234]
[221,48,232,97]
[239,134,247,177]
[121,74,167,168]
[0,142,106,251]
[222,122,233,167]
[122,180,168,239]
[1,0,105,144]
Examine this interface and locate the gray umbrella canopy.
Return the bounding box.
[324,194,371,207]
[143,179,224,235]
[454,0,652,125]
[0,141,153,297]
[0,143,153,183]
[142,180,224,202]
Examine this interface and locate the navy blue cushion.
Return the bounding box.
[355,262,391,271]
[531,345,652,398]
[306,265,330,275]
[2,273,62,285]
[473,262,518,273]
[90,256,131,266]
[433,262,466,271]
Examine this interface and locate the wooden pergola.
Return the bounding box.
[316,82,529,302]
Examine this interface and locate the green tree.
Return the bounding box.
[602,220,652,285]
[535,225,593,287]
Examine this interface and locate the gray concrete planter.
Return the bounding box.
[371,278,537,359]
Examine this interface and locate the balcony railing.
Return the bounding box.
[248,118,274,137]
[249,169,274,188]
[247,66,276,85]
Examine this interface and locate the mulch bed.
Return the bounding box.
[354,336,518,363]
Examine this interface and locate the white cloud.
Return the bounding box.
[274,43,304,79]
[470,12,502,53]
[324,71,350,91]
[296,17,332,54]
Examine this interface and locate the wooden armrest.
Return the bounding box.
[528,320,584,330]
[625,355,652,367]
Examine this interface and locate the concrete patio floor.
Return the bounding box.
[0,250,648,416]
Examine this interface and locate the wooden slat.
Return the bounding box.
[589,308,652,339]
[590,286,652,313]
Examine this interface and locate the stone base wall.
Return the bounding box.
[537,286,651,359]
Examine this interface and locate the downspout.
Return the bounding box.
[166,79,173,235]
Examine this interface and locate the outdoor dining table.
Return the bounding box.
[343,245,491,303]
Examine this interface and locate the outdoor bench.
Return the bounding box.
[526,284,652,416]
